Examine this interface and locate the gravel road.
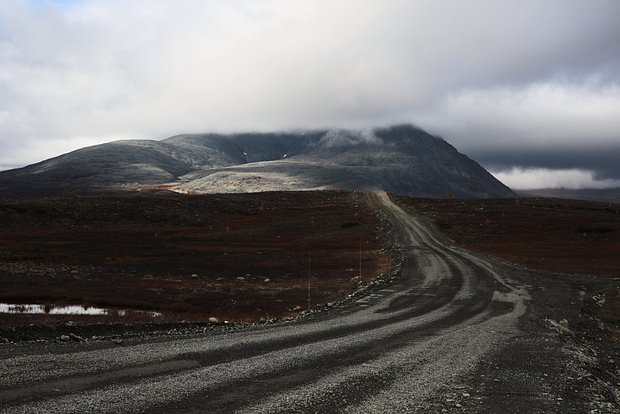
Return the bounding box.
[0,192,616,413]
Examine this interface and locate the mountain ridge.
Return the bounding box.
[0,125,514,198]
[520,187,620,204]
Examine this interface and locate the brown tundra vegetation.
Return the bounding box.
[0,191,391,329]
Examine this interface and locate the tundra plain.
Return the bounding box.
[0,191,618,412]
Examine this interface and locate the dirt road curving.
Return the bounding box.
[0,192,615,413]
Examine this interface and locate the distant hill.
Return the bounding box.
[0,125,514,198]
[521,188,620,205]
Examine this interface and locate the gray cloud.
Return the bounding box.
[477,145,620,176]
[0,0,619,189]
[319,129,381,148]
[493,167,620,190]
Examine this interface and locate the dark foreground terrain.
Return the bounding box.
[0,191,390,335]
[0,192,618,413]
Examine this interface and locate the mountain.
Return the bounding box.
[0,125,514,198]
[521,188,620,205]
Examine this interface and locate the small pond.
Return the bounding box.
[0,303,162,317]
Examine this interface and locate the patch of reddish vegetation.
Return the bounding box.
[0,191,391,327]
[395,196,620,326]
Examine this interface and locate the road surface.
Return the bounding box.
[0,193,610,412]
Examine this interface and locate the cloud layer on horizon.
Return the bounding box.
[1,0,619,189]
[492,167,620,190]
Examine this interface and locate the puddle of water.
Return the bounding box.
[0,303,162,317]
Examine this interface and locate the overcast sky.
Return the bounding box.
[1,0,619,189]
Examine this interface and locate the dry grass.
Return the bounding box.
[0,191,391,327]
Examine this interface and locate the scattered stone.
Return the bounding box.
[208,316,220,324]
[549,319,576,337]
[113,338,123,345]
[59,335,71,342]
[292,305,302,311]
[68,332,84,341]
[264,278,270,283]
[191,273,199,279]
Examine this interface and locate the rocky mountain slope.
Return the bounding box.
[0,125,514,198]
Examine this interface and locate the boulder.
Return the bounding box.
[68,332,84,341]
[549,319,576,337]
